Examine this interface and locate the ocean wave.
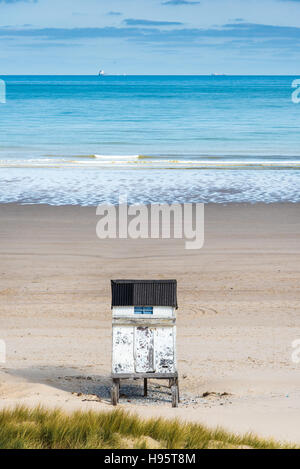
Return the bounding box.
[1,156,300,169]
[94,154,140,159]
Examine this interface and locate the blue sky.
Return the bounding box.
[1,0,300,74]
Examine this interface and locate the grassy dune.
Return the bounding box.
[0,406,294,449]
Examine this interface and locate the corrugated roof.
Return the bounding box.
[111,280,178,309]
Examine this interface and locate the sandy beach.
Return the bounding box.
[0,202,300,444]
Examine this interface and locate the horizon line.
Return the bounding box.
[1,73,300,77]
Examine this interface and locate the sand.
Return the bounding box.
[0,202,300,444]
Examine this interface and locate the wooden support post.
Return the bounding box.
[111,379,119,406]
[171,377,179,408]
[176,377,180,403]
[144,378,148,397]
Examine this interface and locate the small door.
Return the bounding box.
[154,327,175,373]
[112,326,134,374]
[134,327,155,373]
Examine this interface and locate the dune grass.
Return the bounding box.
[0,406,294,449]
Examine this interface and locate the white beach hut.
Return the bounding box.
[110,279,179,407]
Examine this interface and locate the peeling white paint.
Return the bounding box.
[112,306,176,375]
[134,327,155,373]
[154,327,175,373]
[112,326,134,373]
[112,324,176,375]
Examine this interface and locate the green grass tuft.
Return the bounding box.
[0,406,295,449]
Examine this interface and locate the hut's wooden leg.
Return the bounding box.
[111,379,119,406]
[117,379,120,401]
[144,378,148,397]
[171,378,179,408]
[176,377,180,403]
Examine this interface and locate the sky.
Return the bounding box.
[1,0,300,74]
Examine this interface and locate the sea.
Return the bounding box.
[0,75,300,205]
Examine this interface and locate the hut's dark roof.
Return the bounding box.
[111,280,178,309]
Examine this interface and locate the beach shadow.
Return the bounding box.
[5,366,173,404]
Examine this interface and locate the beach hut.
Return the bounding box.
[110,279,179,407]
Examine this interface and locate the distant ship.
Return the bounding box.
[98,70,105,76]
